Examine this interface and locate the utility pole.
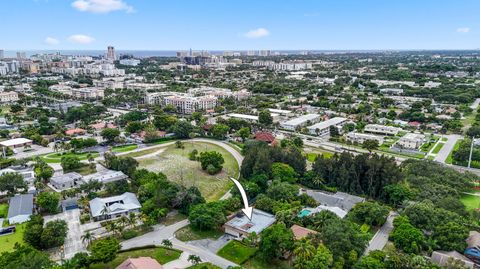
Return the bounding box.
[468,136,475,168]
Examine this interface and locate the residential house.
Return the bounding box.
[304,190,365,215]
[223,209,276,239]
[7,194,33,224]
[291,224,318,240]
[82,169,128,185]
[50,172,83,190]
[89,192,141,221]
[116,257,164,269]
[431,251,474,269]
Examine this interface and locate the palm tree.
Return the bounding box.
[162,239,173,249]
[81,231,93,247]
[119,215,129,229]
[100,205,109,220]
[106,221,117,235]
[293,239,316,261]
[128,212,137,228]
[187,254,202,265]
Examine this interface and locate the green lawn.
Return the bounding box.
[431,142,445,154]
[188,263,221,269]
[41,151,99,163]
[0,204,8,218]
[90,247,181,269]
[460,193,480,212]
[111,144,138,153]
[305,151,333,162]
[137,141,239,201]
[217,240,257,264]
[441,137,448,142]
[242,254,291,269]
[175,225,223,242]
[0,223,27,252]
[446,139,463,164]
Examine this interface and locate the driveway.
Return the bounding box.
[364,212,397,255]
[14,144,53,159]
[121,220,237,269]
[44,209,85,259]
[188,234,233,253]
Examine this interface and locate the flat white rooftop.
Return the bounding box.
[281,114,320,126]
[307,117,347,130]
[0,138,33,147]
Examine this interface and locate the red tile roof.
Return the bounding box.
[254,131,275,143]
[65,128,86,136]
[291,224,318,240]
[116,257,163,269]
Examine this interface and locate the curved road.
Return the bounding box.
[117,139,244,268]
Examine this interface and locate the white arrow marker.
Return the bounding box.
[230,177,253,220]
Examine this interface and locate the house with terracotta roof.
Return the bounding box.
[90,122,117,131]
[116,257,163,269]
[290,224,318,240]
[65,128,86,136]
[254,131,275,144]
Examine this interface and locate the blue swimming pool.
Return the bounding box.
[298,209,312,218]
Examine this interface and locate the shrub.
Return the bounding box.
[121,229,139,240]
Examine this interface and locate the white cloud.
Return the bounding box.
[457,27,470,33]
[71,0,134,14]
[67,34,95,44]
[44,37,59,45]
[244,28,270,39]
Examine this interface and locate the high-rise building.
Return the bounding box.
[106,46,116,61]
[0,50,4,59]
[16,52,26,60]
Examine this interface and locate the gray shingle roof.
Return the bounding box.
[7,194,33,219]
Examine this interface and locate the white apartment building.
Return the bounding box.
[346,132,384,145]
[164,94,216,114]
[0,92,19,103]
[396,133,425,150]
[281,114,321,131]
[49,84,73,95]
[252,60,312,71]
[125,82,166,91]
[364,124,401,136]
[307,117,347,136]
[71,88,104,99]
[380,88,404,95]
[119,59,141,66]
[188,86,250,100]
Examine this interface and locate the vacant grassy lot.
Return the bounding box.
[90,247,181,269]
[175,225,223,242]
[111,144,138,153]
[137,141,238,201]
[217,240,257,264]
[41,151,99,163]
[0,223,26,252]
[460,193,480,212]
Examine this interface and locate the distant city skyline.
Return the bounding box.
[2,0,480,50]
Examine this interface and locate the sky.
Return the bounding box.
[2,0,480,51]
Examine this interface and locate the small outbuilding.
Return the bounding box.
[7,194,34,224]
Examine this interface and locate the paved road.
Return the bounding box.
[434,134,462,163]
[364,212,397,255]
[121,219,237,269]
[471,98,480,110]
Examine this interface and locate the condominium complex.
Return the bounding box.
[395,133,425,150]
[364,124,402,136]
[71,88,104,99]
[346,132,385,145]
[0,91,19,103]
[144,87,250,114]
[164,94,217,114]
[253,60,313,71]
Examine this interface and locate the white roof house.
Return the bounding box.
[223,209,276,238]
[89,192,141,221]
[82,169,128,185]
